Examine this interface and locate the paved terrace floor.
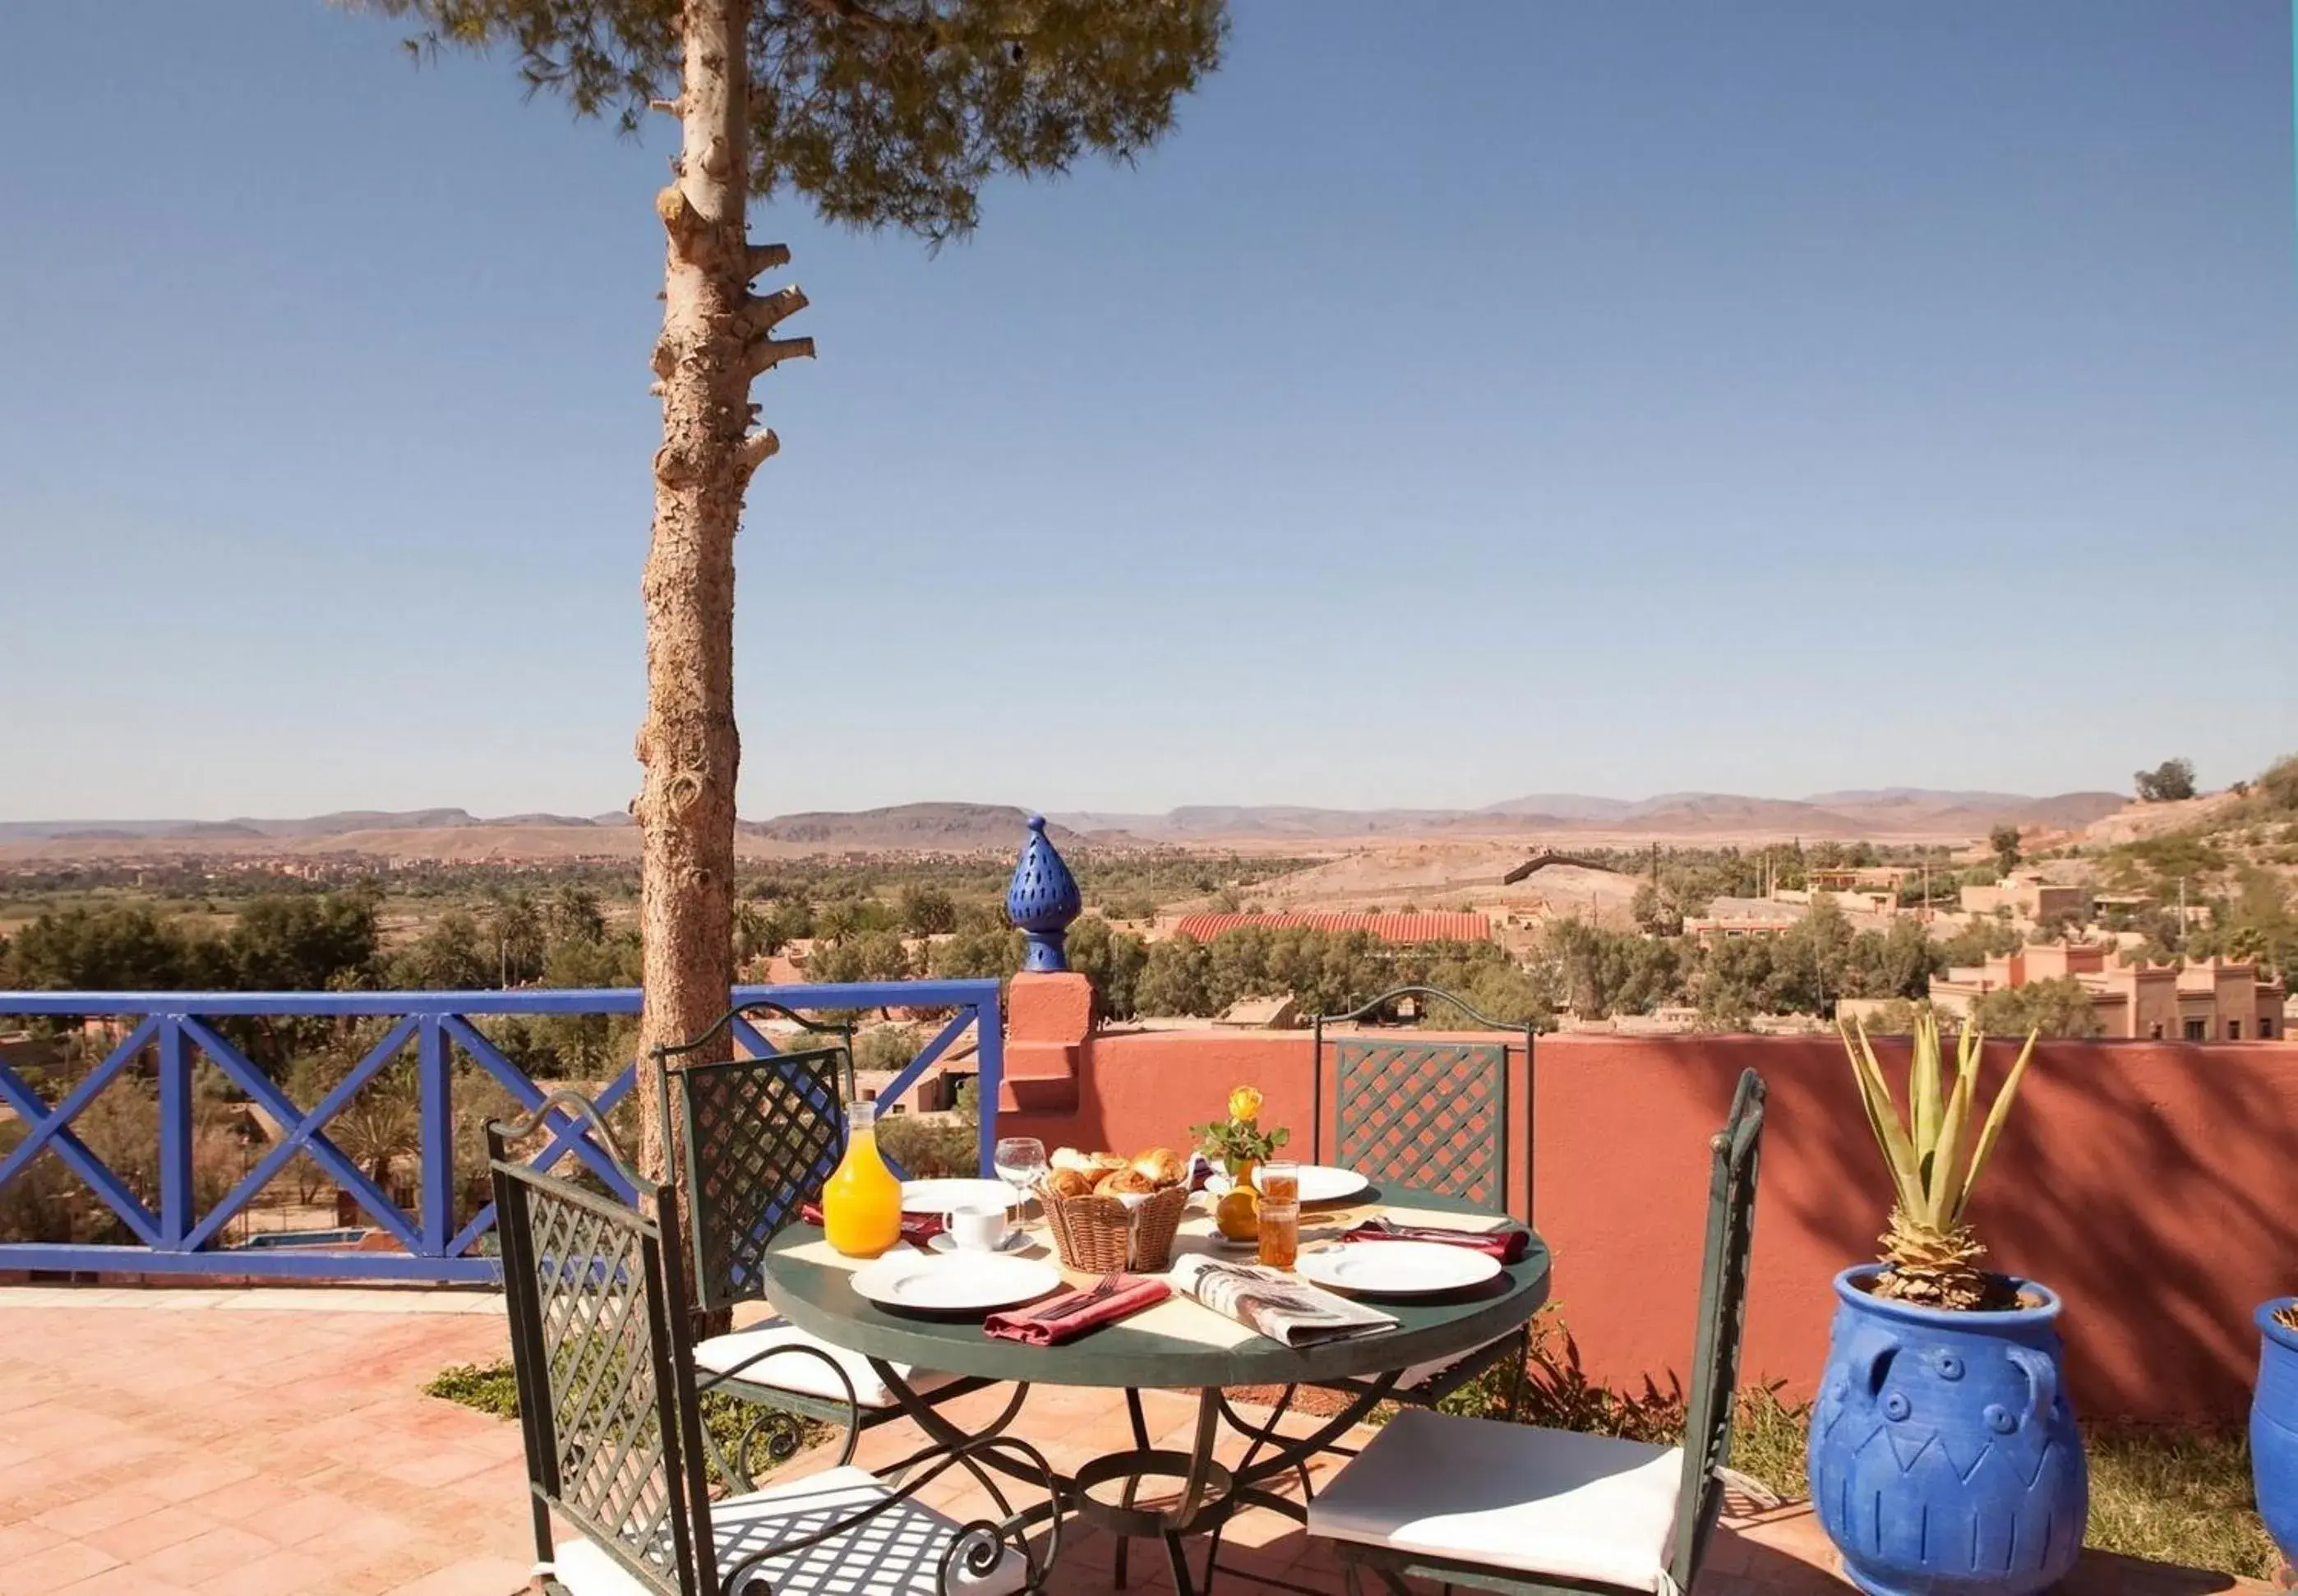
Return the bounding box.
[0,1288,2271,1596]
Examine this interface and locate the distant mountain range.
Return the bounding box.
[1049,787,2127,842]
[0,808,633,842]
[0,787,2129,855]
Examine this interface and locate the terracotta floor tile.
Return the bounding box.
[51,1565,206,1596]
[0,1516,69,1560]
[79,1502,222,1562]
[146,1522,283,1586]
[137,1458,261,1505]
[30,1484,165,1538]
[381,1555,537,1594]
[7,1538,122,1594]
[187,1543,337,1594]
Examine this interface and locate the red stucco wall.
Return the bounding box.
[998,1019,2298,1423]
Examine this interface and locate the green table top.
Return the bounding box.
[759,1188,1551,1391]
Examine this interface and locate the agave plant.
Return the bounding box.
[1840,1009,2039,1311]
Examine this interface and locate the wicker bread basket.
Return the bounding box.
[1041,1183,1188,1274]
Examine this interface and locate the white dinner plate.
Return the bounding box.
[850,1252,1062,1316]
[898,1179,1015,1214]
[1205,1165,1370,1205]
[1294,1241,1502,1298]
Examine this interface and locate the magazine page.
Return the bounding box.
[1167,1254,1398,1347]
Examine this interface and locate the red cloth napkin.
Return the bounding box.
[1339,1218,1530,1263]
[797,1202,945,1247]
[984,1275,1171,1345]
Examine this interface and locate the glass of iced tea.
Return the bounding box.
[1257,1160,1301,1270]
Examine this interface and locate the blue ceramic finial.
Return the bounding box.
[1007,814,1082,972]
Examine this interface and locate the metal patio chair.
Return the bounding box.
[1307,985,1537,1414]
[488,1087,1059,1595]
[652,1003,983,1486]
[1306,1068,1767,1596]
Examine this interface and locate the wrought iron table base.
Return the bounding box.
[868,1358,1402,1595]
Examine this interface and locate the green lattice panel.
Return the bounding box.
[519,1180,686,1592]
[676,1049,845,1314]
[1334,1040,1505,1207]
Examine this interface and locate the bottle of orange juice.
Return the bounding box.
[822,1091,903,1258]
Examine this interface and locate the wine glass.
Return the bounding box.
[992,1137,1048,1239]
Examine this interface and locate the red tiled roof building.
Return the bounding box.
[1167,911,1492,945]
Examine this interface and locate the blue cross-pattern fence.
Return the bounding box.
[0,980,1003,1284]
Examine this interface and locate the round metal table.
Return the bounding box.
[760,1190,1551,1594]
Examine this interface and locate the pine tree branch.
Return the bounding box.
[740,430,782,473]
[745,334,816,376]
[745,286,808,334]
[745,242,793,280]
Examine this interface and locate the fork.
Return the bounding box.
[1030,1274,1121,1323]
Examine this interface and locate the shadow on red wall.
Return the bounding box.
[1002,1011,2298,1423]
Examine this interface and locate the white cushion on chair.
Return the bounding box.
[553,1465,1027,1594]
[1308,1409,1684,1591]
[694,1322,958,1409]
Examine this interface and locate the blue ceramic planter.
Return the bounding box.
[1809,1265,2086,1596]
[2252,1298,2298,1563]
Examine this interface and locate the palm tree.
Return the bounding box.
[331,1075,422,1196]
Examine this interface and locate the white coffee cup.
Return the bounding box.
[947,1205,1008,1252]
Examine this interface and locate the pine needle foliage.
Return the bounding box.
[353,0,1228,245]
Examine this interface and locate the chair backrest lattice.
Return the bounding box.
[1332,1039,1507,1207]
[668,1047,847,1315]
[1312,986,1530,1216]
[1667,1066,1768,1592]
[491,1096,714,1596]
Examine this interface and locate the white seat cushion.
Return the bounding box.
[554,1465,1027,1594]
[1308,1409,1685,1591]
[694,1322,958,1409]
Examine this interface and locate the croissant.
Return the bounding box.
[1044,1168,1096,1200]
[1129,1146,1186,1188]
[1096,1167,1159,1197]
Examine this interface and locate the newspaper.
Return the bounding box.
[1167,1254,1398,1347]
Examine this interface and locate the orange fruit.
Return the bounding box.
[1216,1188,1260,1242]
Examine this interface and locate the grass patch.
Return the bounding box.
[427,1359,519,1418]
[2086,1424,2278,1580]
[427,1358,829,1492]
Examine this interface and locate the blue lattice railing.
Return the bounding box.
[0,981,1003,1283]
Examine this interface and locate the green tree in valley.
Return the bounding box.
[1969,976,2103,1039]
[4,906,197,994]
[1133,934,1215,1017]
[545,883,607,944]
[1987,824,2023,875]
[362,0,1227,1176]
[1065,916,1149,1020]
[1630,881,1682,937]
[898,885,958,939]
[223,890,382,990]
[2134,758,2198,803]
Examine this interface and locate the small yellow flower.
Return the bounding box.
[1228,1086,1262,1124]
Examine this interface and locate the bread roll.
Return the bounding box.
[1084,1151,1129,1178]
[1050,1146,1098,1177]
[1096,1167,1158,1197]
[1129,1146,1185,1188]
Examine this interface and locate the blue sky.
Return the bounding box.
[0,2,2291,821]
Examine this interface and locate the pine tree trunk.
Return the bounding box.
[633,0,755,1181]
